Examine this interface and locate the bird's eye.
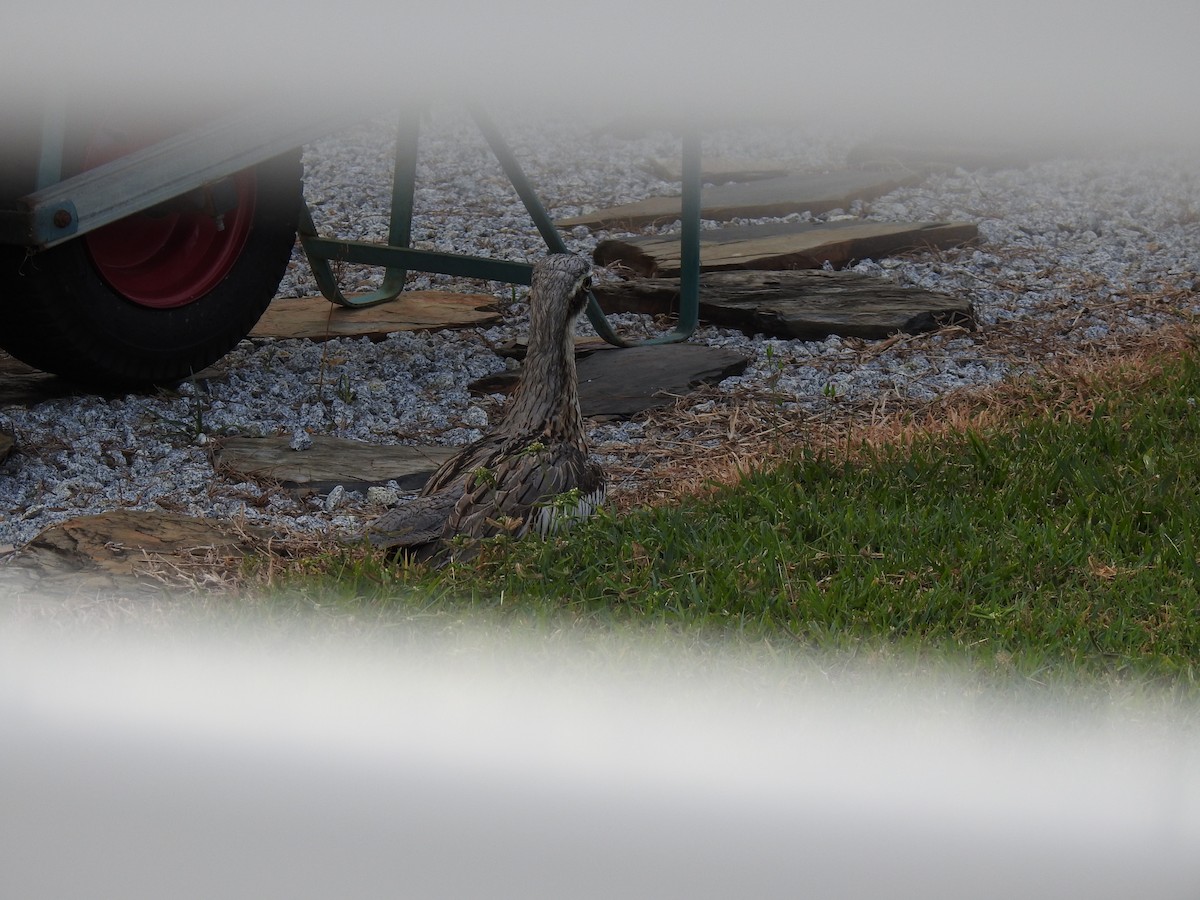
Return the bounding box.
[581,276,593,292]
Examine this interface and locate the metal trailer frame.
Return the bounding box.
[0,104,701,348]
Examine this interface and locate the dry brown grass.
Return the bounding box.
[601,321,1200,513]
[592,260,1198,512]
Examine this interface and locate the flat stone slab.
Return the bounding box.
[592,270,975,341]
[575,344,749,417]
[595,220,978,278]
[217,349,746,495]
[556,168,926,231]
[216,434,458,494]
[471,336,617,395]
[10,509,275,583]
[251,291,500,341]
[493,335,615,360]
[475,344,746,417]
[476,345,748,416]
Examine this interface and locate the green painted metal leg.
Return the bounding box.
[297,105,703,342]
[469,104,570,255]
[467,103,630,346]
[300,107,422,308]
[469,106,702,348]
[642,128,702,345]
[583,128,701,347]
[296,202,346,302]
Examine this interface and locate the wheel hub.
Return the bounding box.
[82,129,257,310]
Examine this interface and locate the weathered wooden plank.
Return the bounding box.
[16,509,275,580]
[846,136,1048,173]
[0,349,233,404]
[575,345,749,417]
[592,270,975,341]
[216,435,457,494]
[0,351,76,405]
[643,156,791,184]
[556,169,925,231]
[595,220,978,277]
[250,291,500,342]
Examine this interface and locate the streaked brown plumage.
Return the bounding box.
[366,253,605,561]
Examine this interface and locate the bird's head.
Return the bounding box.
[530,253,594,323]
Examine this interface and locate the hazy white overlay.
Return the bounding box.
[3,0,1199,142]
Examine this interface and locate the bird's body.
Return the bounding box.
[367,254,605,561]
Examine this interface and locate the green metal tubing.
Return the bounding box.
[299,105,703,342]
[301,110,423,309]
[377,107,422,296]
[469,104,569,253]
[469,104,633,347]
[471,104,701,348]
[303,235,533,285]
[296,203,354,304]
[640,128,702,345]
[678,129,702,334]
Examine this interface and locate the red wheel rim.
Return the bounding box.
[82,131,257,310]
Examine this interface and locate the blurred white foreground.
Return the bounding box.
[2,605,1198,900]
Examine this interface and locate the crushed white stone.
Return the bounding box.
[1,108,1198,549]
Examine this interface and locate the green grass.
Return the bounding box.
[280,350,1200,692]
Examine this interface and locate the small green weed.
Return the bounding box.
[153,372,208,442]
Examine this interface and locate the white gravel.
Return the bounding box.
[1,108,1198,550]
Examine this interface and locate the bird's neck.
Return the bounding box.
[502,317,583,441]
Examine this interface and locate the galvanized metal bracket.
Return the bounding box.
[7,106,367,251]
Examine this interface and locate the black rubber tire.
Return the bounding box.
[0,150,302,387]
